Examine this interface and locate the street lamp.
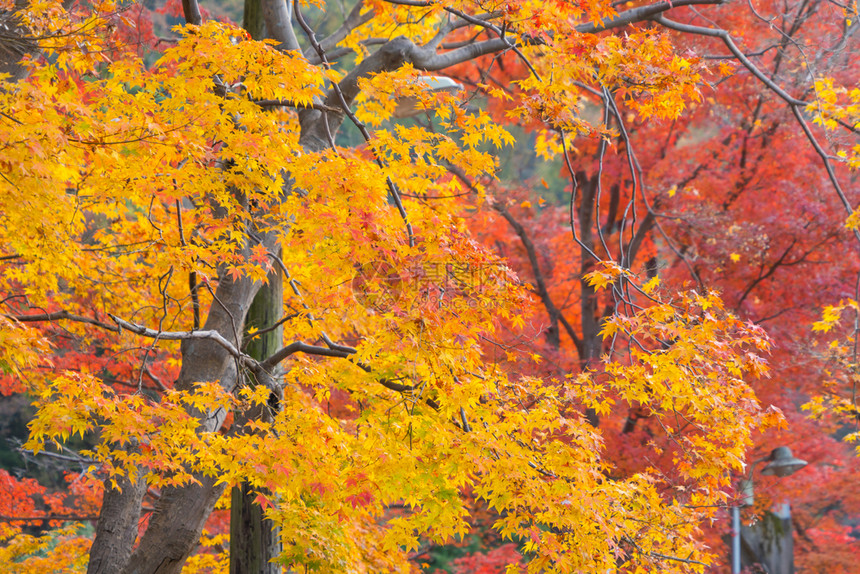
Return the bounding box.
[761,447,809,477]
[732,446,808,574]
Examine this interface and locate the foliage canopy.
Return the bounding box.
[0,0,857,571]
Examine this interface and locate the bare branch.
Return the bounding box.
[310,0,375,62]
[8,310,120,332]
[790,105,857,224]
[378,0,430,5]
[108,314,287,395]
[262,341,353,368]
[654,15,806,107]
[143,364,169,392]
[494,203,584,358]
[109,315,245,359]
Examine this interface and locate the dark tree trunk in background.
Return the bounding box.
[230,482,282,574]
[229,0,282,566]
[243,0,265,41]
[230,269,283,574]
[577,173,601,427]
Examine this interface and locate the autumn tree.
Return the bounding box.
[455,0,860,568]
[0,0,857,572]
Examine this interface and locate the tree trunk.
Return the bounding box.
[578,173,601,427]
[230,269,283,574]
[230,483,282,574]
[103,270,266,574]
[243,0,265,41]
[121,475,225,574]
[228,0,283,566]
[87,473,148,574]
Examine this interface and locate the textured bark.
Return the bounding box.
[87,472,147,574]
[243,0,265,42]
[120,475,225,574]
[260,0,300,52]
[86,268,267,574]
[231,270,283,574]
[576,173,601,427]
[230,484,282,574]
[231,1,286,565]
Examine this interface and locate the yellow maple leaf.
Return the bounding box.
[641,276,660,294]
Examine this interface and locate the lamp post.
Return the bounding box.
[732,447,808,574]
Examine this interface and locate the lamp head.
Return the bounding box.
[760,446,807,477]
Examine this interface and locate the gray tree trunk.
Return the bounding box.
[118,270,265,574]
[86,473,148,574]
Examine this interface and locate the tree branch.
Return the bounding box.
[309,0,375,63]
[8,310,120,332]
[654,15,806,107]
[253,98,341,112]
[262,341,353,367]
[579,0,724,33]
[494,204,584,358]
[109,315,244,358]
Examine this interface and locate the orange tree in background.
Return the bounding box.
[0,0,856,572]
[454,0,860,568]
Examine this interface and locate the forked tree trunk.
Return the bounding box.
[112,269,266,574]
